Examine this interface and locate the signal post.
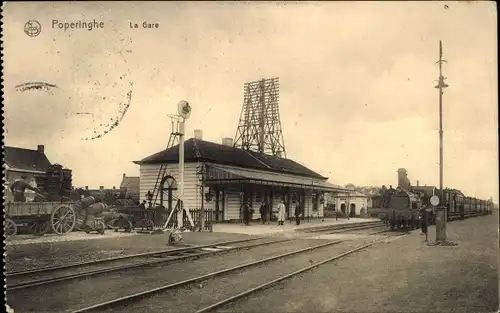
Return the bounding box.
[434,40,449,243]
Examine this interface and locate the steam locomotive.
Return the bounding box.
[372,185,492,230]
[371,168,492,230]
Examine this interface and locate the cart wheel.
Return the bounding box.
[4,218,17,239]
[125,221,133,233]
[31,219,51,236]
[108,219,120,231]
[51,204,76,235]
[97,220,106,235]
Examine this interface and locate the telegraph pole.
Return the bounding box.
[434,40,449,242]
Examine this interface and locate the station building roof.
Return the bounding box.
[134,138,328,180]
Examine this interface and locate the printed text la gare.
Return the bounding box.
[130,21,159,29]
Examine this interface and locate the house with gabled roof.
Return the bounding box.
[3,145,52,202]
[119,173,140,202]
[133,134,349,222]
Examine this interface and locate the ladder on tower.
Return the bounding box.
[149,118,182,208]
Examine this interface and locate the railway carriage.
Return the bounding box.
[442,188,461,214]
[464,197,472,212]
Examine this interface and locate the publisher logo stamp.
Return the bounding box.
[24,20,42,37]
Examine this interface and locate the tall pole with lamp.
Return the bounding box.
[434,40,449,242]
[177,100,195,229]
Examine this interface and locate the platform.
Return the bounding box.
[5,217,379,246]
[211,217,378,236]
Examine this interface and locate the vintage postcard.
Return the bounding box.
[2,2,498,313]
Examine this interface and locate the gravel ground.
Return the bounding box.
[96,235,392,313]
[7,237,288,286]
[5,231,254,272]
[215,214,499,313]
[7,237,336,313]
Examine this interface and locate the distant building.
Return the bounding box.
[133,136,348,222]
[4,145,51,202]
[327,191,369,217]
[119,173,140,202]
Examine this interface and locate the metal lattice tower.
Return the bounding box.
[233,77,286,157]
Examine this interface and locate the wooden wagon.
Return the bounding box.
[4,201,77,239]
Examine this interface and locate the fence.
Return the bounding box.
[150,207,213,231]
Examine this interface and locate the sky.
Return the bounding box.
[3,1,498,202]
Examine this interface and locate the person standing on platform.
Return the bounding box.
[259,201,268,224]
[243,201,250,226]
[420,205,429,237]
[277,199,286,226]
[294,201,302,225]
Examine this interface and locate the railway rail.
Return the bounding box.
[69,229,405,313]
[6,223,394,313]
[195,233,406,313]
[297,220,384,233]
[305,220,386,234]
[6,220,387,292]
[8,216,473,293]
[6,237,288,291]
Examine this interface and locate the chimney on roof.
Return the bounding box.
[85,186,89,190]
[123,173,126,178]
[113,186,116,189]
[194,129,203,140]
[222,137,233,147]
[37,145,45,154]
[99,186,104,190]
[417,180,419,187]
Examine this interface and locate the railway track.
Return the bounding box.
[6,220,387,291]
[313,221,386,234]
[448,212,489,221]
[6,237,289,291]
[297,220,384,233]
[69,229,405,313]
[195,233,407,313]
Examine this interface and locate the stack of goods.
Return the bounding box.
[62,169,73,198]
[74,196,97,230]
[45,164,73,201]
[34,174,46,192]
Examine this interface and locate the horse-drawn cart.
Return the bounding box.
[4,201,77,239]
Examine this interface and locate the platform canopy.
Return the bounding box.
[204,164,349,193]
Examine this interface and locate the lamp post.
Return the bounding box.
[177,100,193,229]
[434,40,449,242]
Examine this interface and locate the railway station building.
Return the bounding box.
[133,134,349,222]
